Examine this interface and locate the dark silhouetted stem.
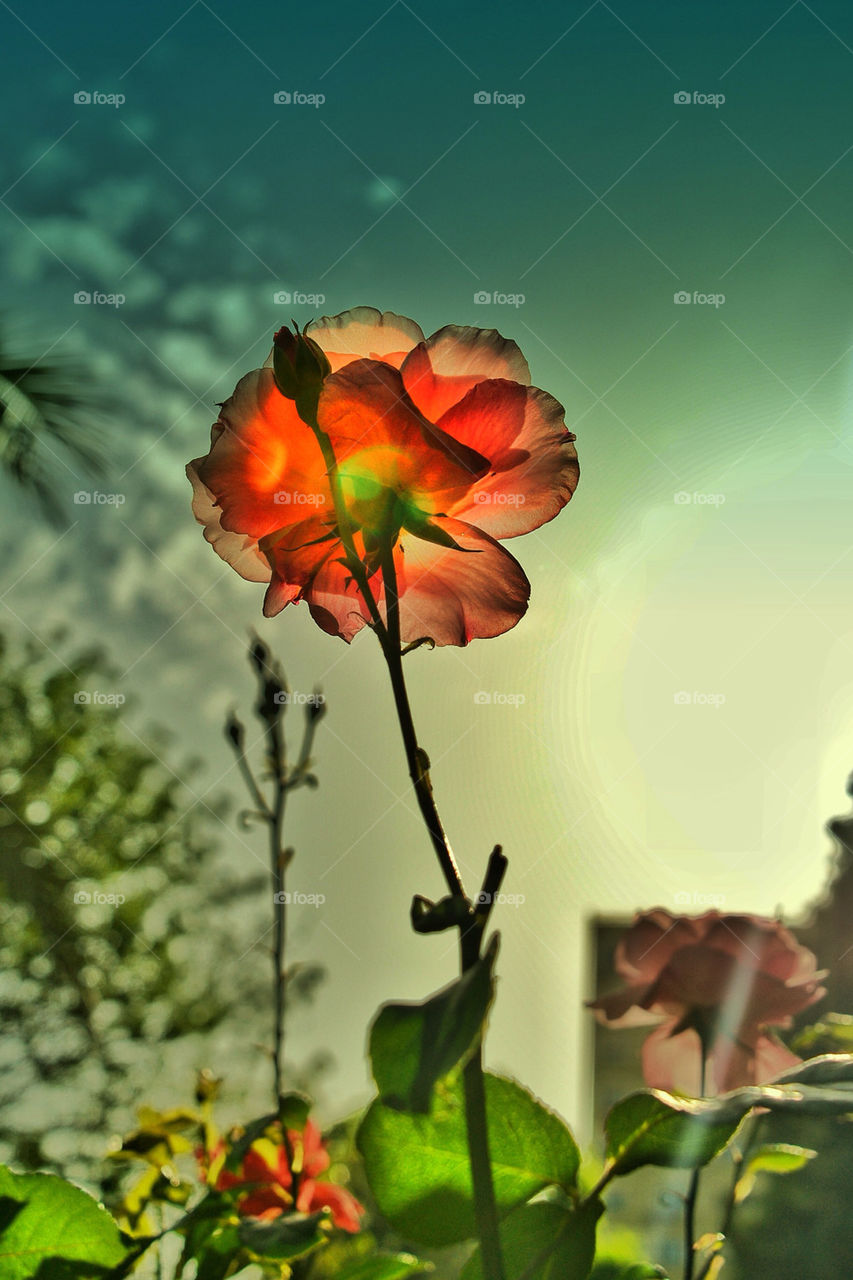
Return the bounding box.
[379,540,506,1280]
[684,1048,709,1280]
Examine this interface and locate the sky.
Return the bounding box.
[2,0,853,1136]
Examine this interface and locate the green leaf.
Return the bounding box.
[792,1018,853,1056]
[620,1267,669,1278]
[279,1091,313,1130]
[358,1071,580,1246]
[604,1093,742,1177]
[334,1253,434,1279]
[461,1199,602,1280]
[734,1143,816,1204]
[238,1208,329,1260]
[0,1165,126,1278]
[604,1070,853,1180]
[369,936,498,1112]
[772,1052,853,1087]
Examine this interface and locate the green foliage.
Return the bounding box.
[358,1071,580,1247]
[0,631,269,1180]
[0,327,105,526]
[461,1199,602,1280]
[368,936,498,1112]
[0,1163,127,1277]
[733,1144,816,1205]
[792,1013,853,1057]
[602,1057,853,1180]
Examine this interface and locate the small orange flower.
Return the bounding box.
[187,307,578,645]
[589,909,826,1095]
[201,1120,363,1233]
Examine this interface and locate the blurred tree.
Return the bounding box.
[0,628,319,1190]
[0,324,105,525]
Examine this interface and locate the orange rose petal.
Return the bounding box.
[199,369,330,538]
[306,306,425,372]
[389,517,530,646]
[437,380,578,538]
[401,324,531,422]
[186,458,271,583]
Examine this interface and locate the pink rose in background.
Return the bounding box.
[588,908,826,1095]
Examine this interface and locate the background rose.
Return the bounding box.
[589,908,826,1094]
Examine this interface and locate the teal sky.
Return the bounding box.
[2,0,853,1133]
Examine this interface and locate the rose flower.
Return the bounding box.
[200,1119,363,1233]
[588,909,826,1095]
[187,307,578,645]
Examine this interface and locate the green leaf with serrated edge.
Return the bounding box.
[604,1093,741,1177]
[369,936,498,1112]
[334,1254,434,1279]
[604,1073,853,1179]
[357,1071,580,1246]
[0,1166,127,1278]
[734,1143,816,1204]
[461,1198,602,1280]
[238,1208,328,1260]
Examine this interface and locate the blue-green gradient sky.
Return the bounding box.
[2,0,853,1131]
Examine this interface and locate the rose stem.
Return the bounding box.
[300,407,506,1280]
[266,701,288,1112]
[378,539,507,1280]
[683,1042,709,1280]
